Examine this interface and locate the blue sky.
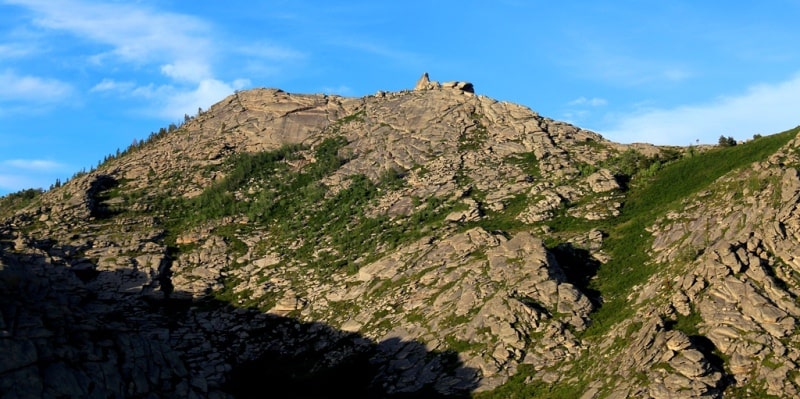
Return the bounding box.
[2,0,800,195]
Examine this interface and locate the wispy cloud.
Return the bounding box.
[0,158,68,192]
[0,174,31,192]
[123,78,249,119]
[6,0,212,81]
[4,159,65,171]
[0,42,35,58]
[568,96,607,107]
[89,78,135,93]
[589,53,693,86]
[601,73,800,145]
[3,0,273,119]
[0,69,72,102]
[562,96,608,126]
[332,37,424,66]
[321,85,353,96]
[560,39,694,86]
[160,79,250,120]
[237,41,306,61]
[160,62,212,84]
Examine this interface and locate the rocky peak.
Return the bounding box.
[414,72,474,93]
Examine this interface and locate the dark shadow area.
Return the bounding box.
[690,334,736,392]
[756,255,795,299]
[209,301,477,399]
[549,243,602,308]
[0,233,479,398]
[87,174,121,219]
[662,319,736,393]
[227,340,379,399]
[514,295,552,318]
[613,174,631,192]
[688,335,727,374]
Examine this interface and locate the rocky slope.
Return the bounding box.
[2,74,799,398]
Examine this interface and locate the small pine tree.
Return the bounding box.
[718,135,737,147]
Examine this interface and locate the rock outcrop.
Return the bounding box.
[414,72,474,93]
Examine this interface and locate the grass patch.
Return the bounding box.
[151,136,460,284]
[458,118,489,152]
[473,364,587,399]
[468,192,529,233]
[665,310,702,336]
[0,188,43,218]
[584,127,797,336]
[505,152,540,178]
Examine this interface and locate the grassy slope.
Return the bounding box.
[592,127,797,333]
[476,127,798,398]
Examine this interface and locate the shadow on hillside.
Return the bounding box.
[0,235,479,398]
[550,243,602,308]
[87,174,122,219]
[663,320,735,392]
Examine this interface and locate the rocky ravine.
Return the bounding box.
[2,75,800,398]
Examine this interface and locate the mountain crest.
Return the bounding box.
[414,72,474,93]
[2,80,800,398]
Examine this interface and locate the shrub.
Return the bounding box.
[718,135,737,147]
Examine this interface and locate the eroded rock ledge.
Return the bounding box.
[414,72,475,93]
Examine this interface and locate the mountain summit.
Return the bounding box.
[2,76,800,398]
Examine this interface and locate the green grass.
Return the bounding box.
[505,152,541,178]
[474,364,587,399]
[626,128,797,216]
[458,119,489,152]
[151,136,460,282]
[479,127,798,398]
[585,127,797,335]
[468,192,529,233]
[0,188,43,219]
[666,309,702,336]
[336,109,366,124]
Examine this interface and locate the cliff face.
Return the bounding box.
[2,77,799,398]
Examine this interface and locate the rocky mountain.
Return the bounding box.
[2,74,800,398]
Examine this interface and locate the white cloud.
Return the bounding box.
[7,0,213,83]
[5,0,302,116]
[333,37,424,66]
[237,42,306,61]
[601,73,800,145]
[321,85,353,96]
[0,158,69,193]
[0,69,72,102]
[562,41,694,87]
[90,78,135,93]
[568,96,607,107]
[0,174,31,192]
[161,61,212,83]
[133,78,250,120]
[0,42,34,58]
[4,159,65,171]
[164,79,239,119]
